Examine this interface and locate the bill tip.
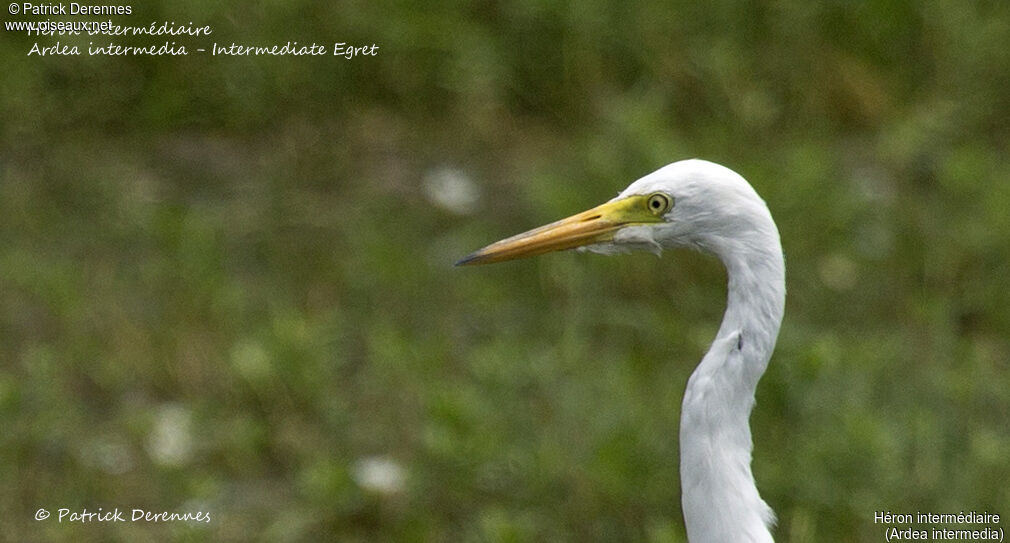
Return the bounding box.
[455,253,481,266]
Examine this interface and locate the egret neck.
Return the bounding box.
[679,214,785,543]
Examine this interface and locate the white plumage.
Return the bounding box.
[460,159,786,542]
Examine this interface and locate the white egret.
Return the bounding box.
[457,159,785,543]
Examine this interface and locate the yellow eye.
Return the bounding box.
[646,193,672,215]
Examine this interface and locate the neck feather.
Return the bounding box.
[679,223,785,543]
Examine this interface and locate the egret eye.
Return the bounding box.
[646,193,672,215]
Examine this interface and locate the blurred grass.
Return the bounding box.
[2,0,1009,541]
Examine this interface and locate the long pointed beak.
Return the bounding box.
[456,194,659,266]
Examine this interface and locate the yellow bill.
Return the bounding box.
[456,193,671,266]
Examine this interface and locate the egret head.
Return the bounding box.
[456,159,777,266]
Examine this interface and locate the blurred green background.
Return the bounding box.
[3,1,1009,541]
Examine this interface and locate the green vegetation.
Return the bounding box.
[3,1,1008,541]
